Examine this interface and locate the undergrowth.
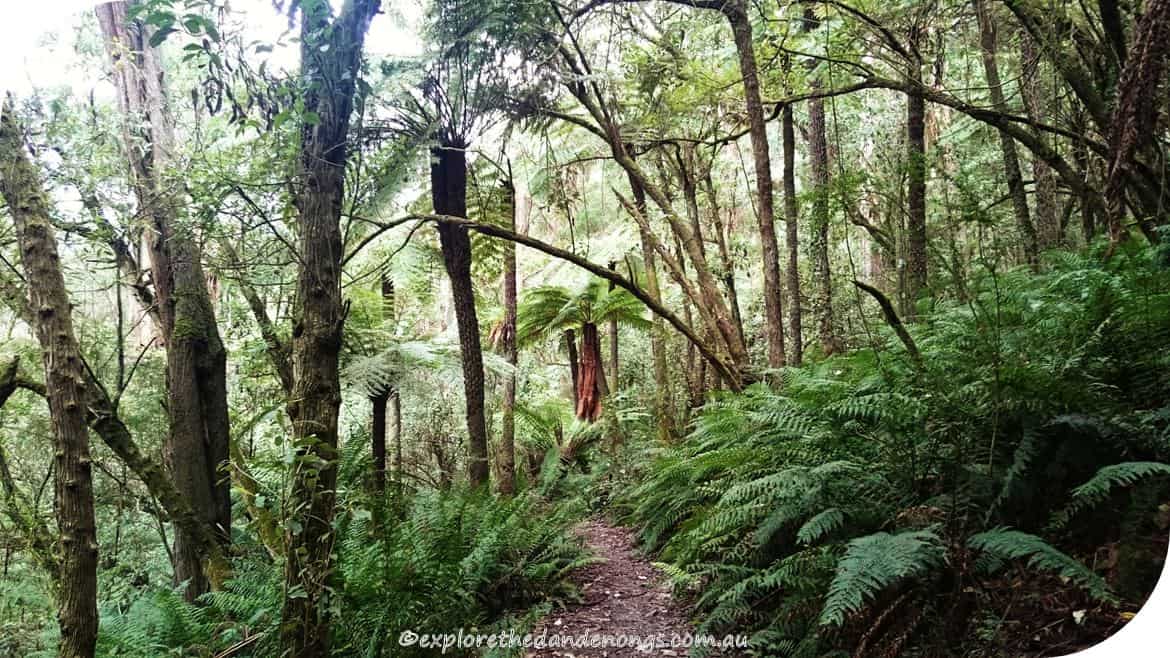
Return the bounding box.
[96,488,590,657]
[613,245,1170,657]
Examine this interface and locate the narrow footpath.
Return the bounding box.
[525,519,741,657]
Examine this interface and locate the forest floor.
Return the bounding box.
[525,519,740,657]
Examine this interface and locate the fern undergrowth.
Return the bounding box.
[614,246,1170,657]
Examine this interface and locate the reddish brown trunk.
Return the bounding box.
[575,323,604,422]
[96,0,230,600]
[1104,0,1170,247]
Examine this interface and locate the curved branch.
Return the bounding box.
[396,213,743,389]
[853,280,922,368]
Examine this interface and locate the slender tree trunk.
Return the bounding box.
[974,0,1038,267]
[1072,111,1098,243]
[565,328,580,408]
[803,9,844,355]
[905,45,929,319]
[781,105,804,366]
[703,173,746,349]
[371,392,388,493]
[499,179,519,496]
[1019,34,1061,248]
[607,261,619,392]
[392,391,402,498]
[372,274,394,495]
[725,0,786,368]
[280,2,377,654]
[97,1,231,600]
[1,101,99,658]
[629,171,674,442]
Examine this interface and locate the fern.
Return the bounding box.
[968,528,1116,603]
[819,528,945,627]
[1049,461,1170,530]
[797,508,846,546]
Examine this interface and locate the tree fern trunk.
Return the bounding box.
[433,141,489,489]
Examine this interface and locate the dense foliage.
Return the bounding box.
[615,246,1170,655]
[1,0,1169,656]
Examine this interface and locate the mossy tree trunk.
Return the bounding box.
[0,100,99,658]
[96,0,231,600]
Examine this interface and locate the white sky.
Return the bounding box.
[0,0,424,98]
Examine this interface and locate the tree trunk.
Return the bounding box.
[974,0,1039,267]
[1104,0,1170,248]
[499,179,519,496]
[280,2,378,654]
[703,173,746,351]
[96,1,231,600]
[392,391,402,498]
[803,9,844,355]
[561,62,747,381]
[1,101,99,658]
[904,47,929,320]
[607,261,619,392]
[725,0,786,368]
[781,104,804,366]
[432,143,489,488]
[371,392,388,493]
[576,323,604,422]
[1019,34,1061,248]
[1072,111,1098,243]
[630,171,674,442]
[565,328,580,407]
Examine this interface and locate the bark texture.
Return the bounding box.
[1,101,99,658]
[904,47,929,319]
[499,178,518,495]
[1104,0,1170,247]
[1019,35,1062,248]
[803,8,843,355]
[576,323,605,422]
[725,0,786,368]
[781,104,804,366]
[974,0,1038,267]
[281,1,379,654]
[432,143,490,488]
[96,0,231,599]
[629,170,674,442]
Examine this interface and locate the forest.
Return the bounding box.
[0,0,1169,656]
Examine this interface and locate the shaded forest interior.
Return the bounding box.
[1,0,1170,656]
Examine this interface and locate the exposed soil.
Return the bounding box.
[525,519,743,657]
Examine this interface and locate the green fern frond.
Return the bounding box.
[1049,461,1170,530]
[819,528,945,627]
[968,528,1115,603]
